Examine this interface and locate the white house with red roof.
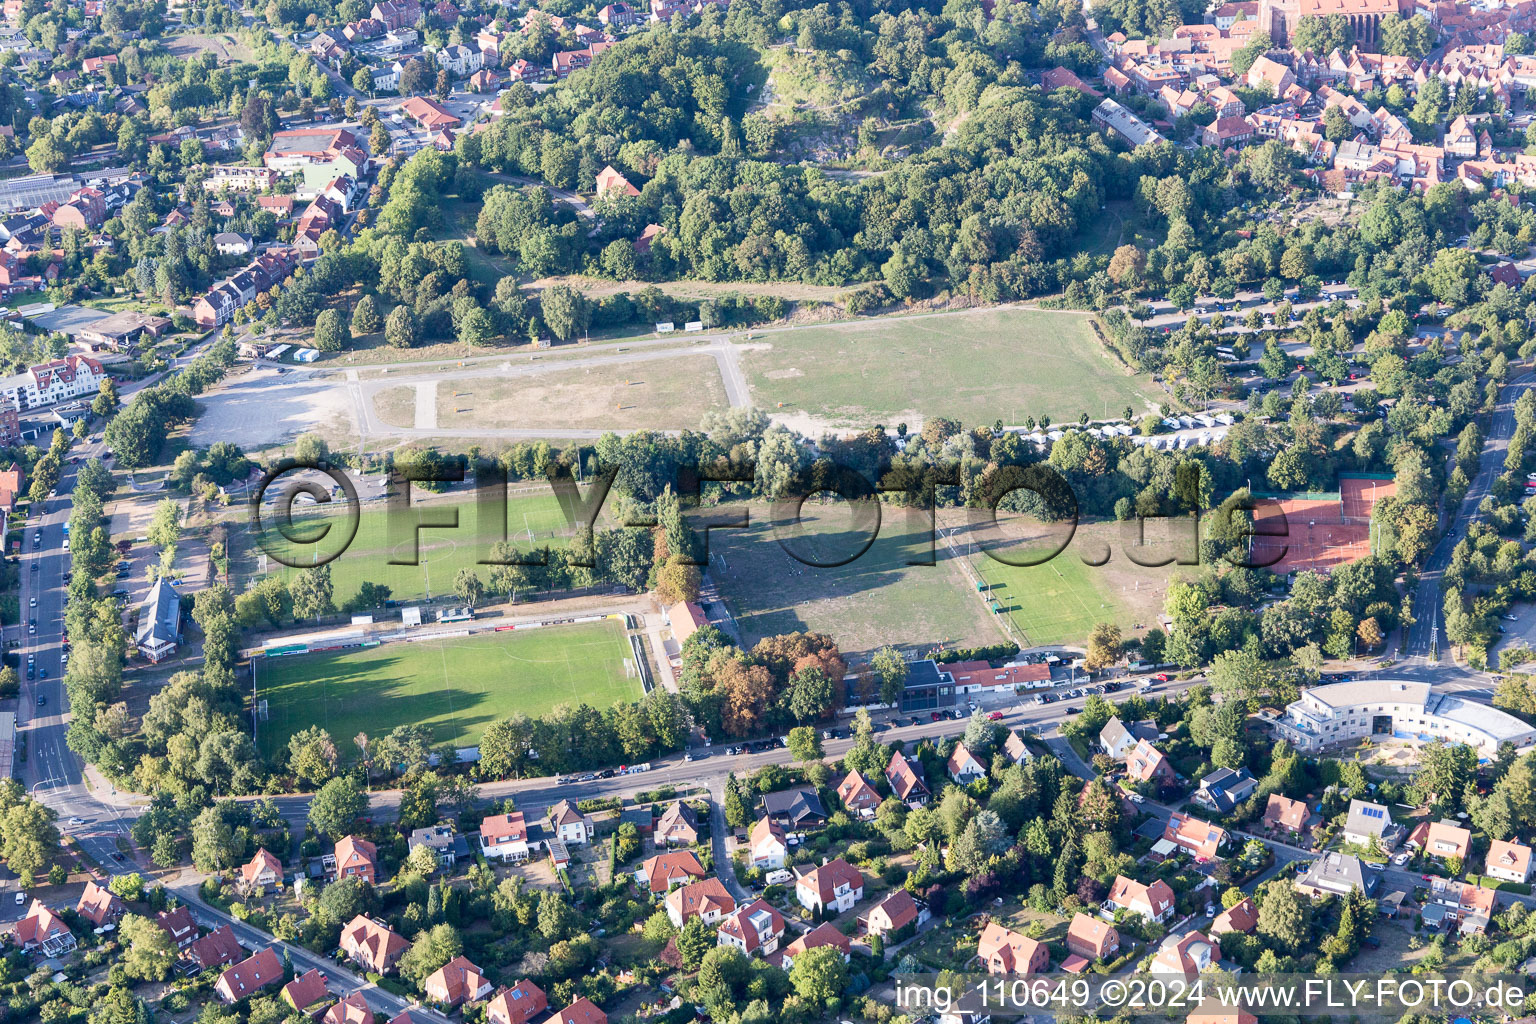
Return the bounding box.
[240,848,284,892]
[595,165,640,198]
[835,771,882,818]
[1163,813,1228,862]
[947,741,987,784]
[1107,875,1176,922]
[862,889,928,939]
[1485,839,1534,884]
[747,817,787,869]
[487,980,547,1024]
[11,900,75,955]
[0,355,105,412]
[425,956,492,1007]
[76,881,124,927]
[795,858,865,914]
[780,922,850,970]
[664,877,735,926]
[886,750,929,808]
[215,947,283,1003]
[480,812,534,862]
[716,898,785,956]
[637,850,706,893]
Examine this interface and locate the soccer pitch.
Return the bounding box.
[972,553,1130,648]
[254,620,641,759]
[741,308,1162,428]
[233,489,580,606]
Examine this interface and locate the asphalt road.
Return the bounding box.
[1404,370,1536,659]
[18,432,141,873]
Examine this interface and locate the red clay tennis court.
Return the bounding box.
[1248,477,1396,574]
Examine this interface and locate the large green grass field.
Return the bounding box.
[740,308,1163,428]
[233,489,581,606]
[254,620,640,758]
[972,551,1129,648]
[706,499,1004,661]
[951,515,1165,647]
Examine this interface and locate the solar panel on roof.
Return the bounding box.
[1362,806,1383,818]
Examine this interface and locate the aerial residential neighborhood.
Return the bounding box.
[3,0,1536,1017]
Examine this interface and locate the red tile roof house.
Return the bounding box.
[341,915,409,974]
[547,998,607,1024]
[716,899,785,956]
[1415,820,1473,863]
[241,847,284,892]
[665,877,736,927]
[1485,839,1534,884]
[333,835,378,884]
[1126,739,1176,786]
[11,900,76,955]
[1263,794,1309,835]
[487,980,548,1024]
[1489,261,1524,288]
[1211,897,1259,937]
[595,164,640,199]
[836,771,882,818]
[282,976,330,1013]
[1426,878,1499,934]
[76,880,124,927]
[1066,913,1119,961]
[188,924,244,969]
[795,859,865,915]
[1202,116,1255,149]
[654,801,699,847]
[977,922,1049,974]
[155,905,198,949]
[861,889,928,940]
[215,947,284,1004]
[282,968,332,1013]
[425,956,493,1007]
[481,811,534,862]
[886,750,929,808]
[748,817,788,870]
[1107,876,1176,923]
[1164,813,1228,862]
[638,850,706,893]
[780,922,851,970]
[1151,931,1220,979]
[947,741,987,784]
[402,96,463,131]
[324,992,375,1024]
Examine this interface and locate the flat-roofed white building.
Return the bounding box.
[1273,680,1536,756]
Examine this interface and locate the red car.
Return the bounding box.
[988,711,1004,720]
[930,711,943,722]
[1153,672,1171,682]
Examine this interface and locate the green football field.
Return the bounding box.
[740,308,1163,428]
[236,489,579,606]
[253,620,640,758]
[972,550,1130,647]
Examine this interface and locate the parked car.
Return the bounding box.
[988,711,1004,720]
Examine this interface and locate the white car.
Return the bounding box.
[28,598,35,608]
[67,817,83,827]
[13,891,24,905]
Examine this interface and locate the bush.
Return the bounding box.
[930,643,1020,665]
